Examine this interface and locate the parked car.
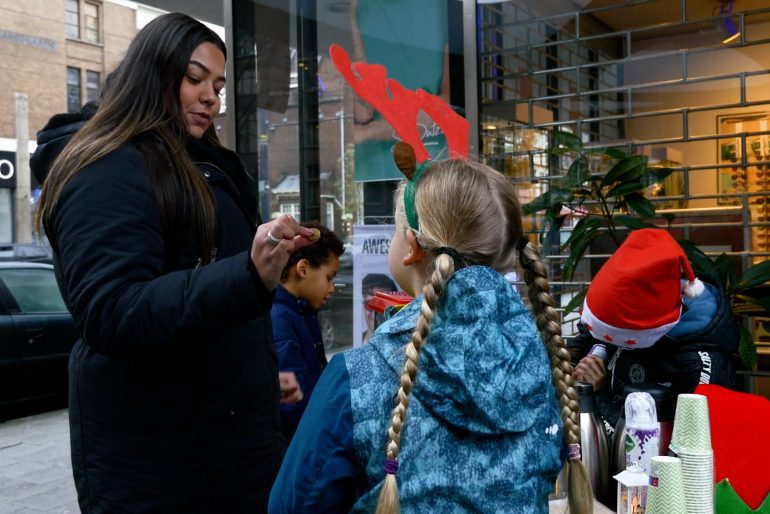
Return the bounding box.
[0,261,77,413]
[318,249,353,353]
[0,243,53,264]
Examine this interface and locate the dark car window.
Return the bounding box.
[0,269,67,313]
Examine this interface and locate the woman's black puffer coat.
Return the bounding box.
[32,118,284,513]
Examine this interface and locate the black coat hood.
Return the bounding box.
[30,102,97,185]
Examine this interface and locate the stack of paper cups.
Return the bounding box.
[669,394,714,514]
[646,456,687,514]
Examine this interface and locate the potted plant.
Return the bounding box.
[678,240,770,369]
[522,130,673,311]
[523,129,770,370]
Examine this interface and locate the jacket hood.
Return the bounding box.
[658,273,739,353]
[369,265,555,435]
[30,102,97,185]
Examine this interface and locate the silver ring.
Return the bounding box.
[266,230,281,246]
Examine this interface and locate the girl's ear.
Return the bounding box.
[403,229,426,266]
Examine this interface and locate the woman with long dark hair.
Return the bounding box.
[33,12,311,513]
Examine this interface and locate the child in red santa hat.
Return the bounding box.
[568,228,740,435]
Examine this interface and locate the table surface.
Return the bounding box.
[549,498,614,514]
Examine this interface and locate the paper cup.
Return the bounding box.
[670,394,711,454]
[646,456,687,514]
[679,450,714,513]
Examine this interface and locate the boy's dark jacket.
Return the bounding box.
[31,108,284,513]
[569,274,739,430]
[271,284,327,442]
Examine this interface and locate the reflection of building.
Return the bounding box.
[271,174,300,220]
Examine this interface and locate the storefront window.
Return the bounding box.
[477,0,770,394]
[230,0,463,354]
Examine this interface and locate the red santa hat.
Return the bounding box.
[580,228,704,349]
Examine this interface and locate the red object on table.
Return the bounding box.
[366,291,412,314]
[695,384,770,510]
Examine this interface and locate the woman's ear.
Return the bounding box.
[403,229,426,266]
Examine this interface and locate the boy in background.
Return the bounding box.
[271,222,345,442]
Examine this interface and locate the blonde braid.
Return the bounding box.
[375,253,455,514]
[520,241,593,514]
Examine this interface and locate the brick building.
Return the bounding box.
[0,0,148,242]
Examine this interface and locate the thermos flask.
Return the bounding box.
[576,381,610,503]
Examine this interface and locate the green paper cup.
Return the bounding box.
[646,456,688,514]
[670,394,711,454]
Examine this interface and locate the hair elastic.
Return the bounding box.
[436,246,465,268]
[568,443,582,461]
[384,457,399,475]
[516,235,530,252]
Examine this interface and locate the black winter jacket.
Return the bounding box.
[568,274,739,431]
[32,116,284,513]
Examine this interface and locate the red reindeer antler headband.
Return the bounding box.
[329,44,469,163]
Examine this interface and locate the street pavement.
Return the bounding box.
[0,409,79,514]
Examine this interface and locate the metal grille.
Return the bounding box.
[478,0,770,388]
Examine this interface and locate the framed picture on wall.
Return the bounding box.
[716,112,770,205]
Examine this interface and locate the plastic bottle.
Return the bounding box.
[624,392,660,474]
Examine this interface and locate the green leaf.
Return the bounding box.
[600,155,648,187]
[588,147,627,160]
[640,167,674,187]
[678,239,718,278]
[747,295,770,315]
[551,130,583,152]
[559,157,590,188]
[624,192,656,219]
[607,181,645,197]
[736,258,770,289]
[572,188,592,198]
[614,215,657,230]
[738,325,757,370]
[522,189,574,215]
[713,253,738,291]
[562,231,601,281]
[564,289,587,316]
[564,217,604,248]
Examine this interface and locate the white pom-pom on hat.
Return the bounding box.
[682,277,705,299]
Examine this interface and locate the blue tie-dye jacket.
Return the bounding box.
[269,266,564,513]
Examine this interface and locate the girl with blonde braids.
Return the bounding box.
[269,143,592,514]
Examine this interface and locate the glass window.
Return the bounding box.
[234,0,461,355]
[279,202,300,220]
[0,269,67,313]
[86,70,100,103]
[67,67,81,113]
[65,0,79,39]
[84,3,99,43]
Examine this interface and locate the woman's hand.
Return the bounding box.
[573,355,608,392]
[278,371,303,404]
[251,215,316,291]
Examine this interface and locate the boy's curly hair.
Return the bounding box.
[280,221,345,281]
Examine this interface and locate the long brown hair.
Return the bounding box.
[36,12,225,262]
[376,160,593,514]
